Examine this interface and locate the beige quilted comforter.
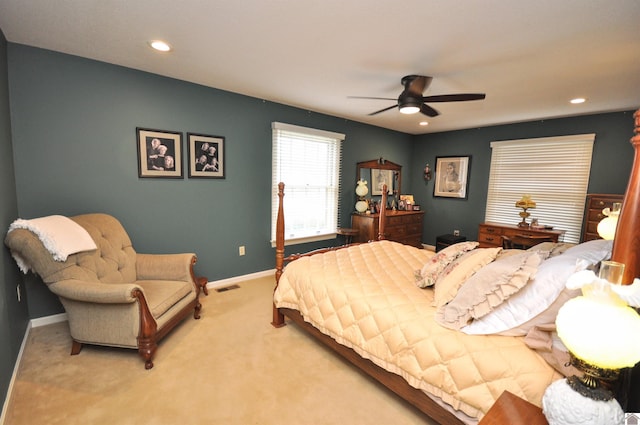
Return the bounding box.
[274,240,562,420]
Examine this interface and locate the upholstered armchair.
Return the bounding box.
[4,213,202,369]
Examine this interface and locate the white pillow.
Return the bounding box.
[558,239,613,264]
[462,239,612,336]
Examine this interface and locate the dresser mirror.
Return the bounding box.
[356,158,402,198]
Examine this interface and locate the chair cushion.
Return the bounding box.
[137,280,194,318]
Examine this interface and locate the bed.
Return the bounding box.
[271,109,640,424]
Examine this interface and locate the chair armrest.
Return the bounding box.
[49,279,141,304]
[136,253,197,282]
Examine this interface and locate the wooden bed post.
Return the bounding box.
[611,109,640,284]
[378,184,388,240]
[272,182,286,327]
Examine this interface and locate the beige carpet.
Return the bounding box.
[3,276,435,425]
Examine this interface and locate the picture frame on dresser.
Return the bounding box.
[187,132,225,179]
[433,155,471,199]
[136,127,183,179]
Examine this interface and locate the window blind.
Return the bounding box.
[486,134,595,243]
[271,122,344,246]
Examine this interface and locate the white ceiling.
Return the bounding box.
[1,0,639,135]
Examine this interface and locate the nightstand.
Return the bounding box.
[435,234,467,252]
[479,391,548,425]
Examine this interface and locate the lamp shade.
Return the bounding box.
[515,195,536,209]
[596,202,621,240]
[556,295,640,369]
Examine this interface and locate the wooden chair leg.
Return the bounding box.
[70,340,83,355]
[138,338,157,370]
[197,276,208,296]
[194,300,202,320]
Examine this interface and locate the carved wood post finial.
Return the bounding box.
[272,182,286,327]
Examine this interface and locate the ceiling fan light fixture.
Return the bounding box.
[398,95,422,114]
[399,105,420,114]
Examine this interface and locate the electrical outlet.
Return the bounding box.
[16,284,21,302]
[453,230,460,237]
[239,246,245,256]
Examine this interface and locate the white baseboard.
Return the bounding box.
[423,244,436,252]
[30,312,68,328]
[0,321,31,425]
[206,269,274,290]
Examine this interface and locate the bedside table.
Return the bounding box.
[435,234,467,252]
[479,391,548,425]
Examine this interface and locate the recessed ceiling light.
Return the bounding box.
[570,98,586,104]
[419,121,429,126]
[149,40,172,52]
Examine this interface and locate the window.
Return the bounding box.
[485,134,595,243]
[271,122,344,246]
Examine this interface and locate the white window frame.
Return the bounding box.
[486,134,595,243]
[271,122,344,246]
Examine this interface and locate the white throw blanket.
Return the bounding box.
[8,215,97,273]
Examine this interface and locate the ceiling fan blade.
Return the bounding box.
[348,96,397,101]
[420,104,440,117]
[404,75,432,95]
[422,93,486,103]
[369,104,399,116]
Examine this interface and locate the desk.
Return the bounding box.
[478,222,565,249]
[479,391,548,425]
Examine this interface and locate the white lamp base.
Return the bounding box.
[542,378,624,425]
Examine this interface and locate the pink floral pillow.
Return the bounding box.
[415,241,479,288]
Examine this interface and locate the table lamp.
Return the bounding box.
[597,202,621,240]
[515,195,536,228]
[542,267,640,425]
[355,179,369,213]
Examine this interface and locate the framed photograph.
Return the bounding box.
[371,169,394,195]
[136,128,183,178]
[434,156,471,199]
[187,133,225,179]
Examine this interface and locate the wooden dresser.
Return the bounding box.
[351,210,424,248]
[478,222,565,248]
[581,193,624,242]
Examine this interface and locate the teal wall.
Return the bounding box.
[0,31,30,413]
[410,112,635,245]
[6,44,414,318]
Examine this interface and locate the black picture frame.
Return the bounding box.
[433,156,471,199]
[187,133,225,179]
[136,128,183,178]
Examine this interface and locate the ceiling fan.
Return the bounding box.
[350,75,486,117]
